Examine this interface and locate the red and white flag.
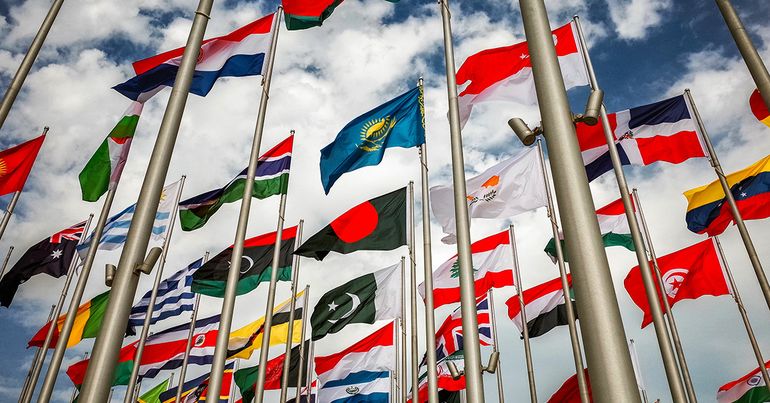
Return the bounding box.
[506,275,573,338]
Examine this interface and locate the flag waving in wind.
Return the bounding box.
[0,134,45,197]
[751,89,770,128]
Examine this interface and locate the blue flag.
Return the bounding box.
[320,86,425,193]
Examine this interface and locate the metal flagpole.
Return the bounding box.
[401,256,407,403]
[18,305,55,403]
[437,1,485,400]
[229,360,239,402]
[67,352,89,403]
[21,215,94,403]
[714,236,770,390]
[685,89,770,313]
[632,189,698,402]
[294,284,310,403]
[123,176,186,403]
[306,340,315,399]
[0,245,14,279]
[407,181,420,398]
[280,219,304,402]
[536,139,590,403]
[206,9,283,401]
[714,0,770,111]
[572,15,687,402]
[629,340,650,403]
[107,387,113,402]
[508,225,537,403]
[392,319,399,403]
[487,290,505,403]
[175,251,209,402]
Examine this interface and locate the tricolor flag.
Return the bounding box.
[750,89,770,128]
[282,0,398,30]
[114,14,276,102]
[577,94,706,182]
[0,134,45,197]
[29,290,111,348]
[227,291,304,359]
[506,275,575,338]
[179,134,293,231]
[158,362,234,403]
[717,361,770,403]
[456,21,588,128]
[419,229,514,308]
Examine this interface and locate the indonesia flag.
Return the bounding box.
[506,275,574,338]
[114,13,275,102]
[577,94,707,182]
[456,21,588,128]
[419,230,514,308]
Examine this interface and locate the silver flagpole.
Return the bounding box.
[685,88,770,313]
[536,139,589,403]
[21,214,94,403]
[107,387,113,402]
[294,285,310,403]
[714,236,770,390]
[0,0,64,133]
[407,181,420,398]
[67,352,89,403]
[0,245,14,279]
[123,175,186,403]
[207,8,283,400]
[174,251,209,402]
[392,319,399,403]
[509,225,537,403]
[488,290,505,403]
[632,189,697,402]
[436,0,485,400]
[629,340,650,403]
[400,256,407,403]
[18,305,55,403]
[306,340,315,399]
[280,218,304,402]
[229,360,239,402]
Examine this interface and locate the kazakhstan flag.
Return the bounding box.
[320,86,425,194]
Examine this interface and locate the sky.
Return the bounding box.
[0,0,770,402]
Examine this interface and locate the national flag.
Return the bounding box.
[319,87,424,194]
[456,21,588,128]
[576,94,705,182]
[0,134,45,196]
[114,14,275,102]
[282,0,398,30]
[419,229,514,308]
[624,239,729,328]
[179,135,293,231]
[311,263,400,340]
[294,187,406,261]
[411,352,468,402]
[79,102,143,202]
[128,258,202,332]
[429,147,546,243]
[506,275,575,338]
[315,321,395,403]
[544,197,635,262]
[29,290,110,348]
[158,362,235,403]
[227,291,304,359]
[192,226,297,297]
[684,154,770,236]
[750,89,770,128]
[287,380,318,403]
[717,361,770,403]
[138,378,169,403]
[433,295,492,361]
[0,221,86,307]
[547,368,592,403]
[234,340,309,402]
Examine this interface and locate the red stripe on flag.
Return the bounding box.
[636,131,705,165]
[433,270,514,308]
[237,225,298,249]
[260,135,294,160]
[506,275,570,319]
[576,113,618,152]
[313,321,394,376]
[595,197,628,216]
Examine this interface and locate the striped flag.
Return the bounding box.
[506,275,575,337]
[158,362,234,403]
[718,360,770,403]
[226,290,304,359]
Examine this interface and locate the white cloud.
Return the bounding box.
[606,0,672,40]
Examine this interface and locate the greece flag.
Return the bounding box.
[318,371,390,403]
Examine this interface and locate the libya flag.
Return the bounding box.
[282,0,398,30]
[294,187,406,261]
[192,226,297,297]
[29,290,112,348]
[79,101,143,202]
[311,263,400,340]
[235,340,309,402]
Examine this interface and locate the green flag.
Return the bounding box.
[138,378,170,403]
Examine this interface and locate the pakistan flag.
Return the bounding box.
[311,263,401,341]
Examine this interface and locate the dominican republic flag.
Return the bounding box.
[420,229,514,308]
[577,94,706,182]
[718,360,770,403]
[114,13,275,102]
[506,275,575,338]
[434,295,493,361]
[315,321,395,403]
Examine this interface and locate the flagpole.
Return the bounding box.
[535,139,589,403]
[175,251,208,402]
[392,319,399,403]
[508,224,537,403]
[407,181,420,398]
[294,284,310,403]
[280,218,304,402]
[229,360,239,402]
[18,304,55,403]
[0,245,13,279]
[206,8,283,401]
[306,340,315,399]
[632,189,698,401]
[123,175,186,403]
[107,387,113,402]
[629,340,650,403]
[488,290,505,403]
[67,354,88,403]
[401,256,407,403]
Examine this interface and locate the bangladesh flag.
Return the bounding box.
[79,101,143,202]
[294,187,406,261]
[192,226,297,297]
[234,340,309,402]
[282,0,399,30]
[29,290,112,348]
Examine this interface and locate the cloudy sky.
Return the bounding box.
[1,0,769,401]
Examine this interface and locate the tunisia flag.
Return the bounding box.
[624,239,729,328]
[0,135,45,196]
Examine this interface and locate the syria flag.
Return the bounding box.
[294,187,406,261]
[624,239,729,328]
[0,134,45,196]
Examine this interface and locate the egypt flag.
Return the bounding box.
[29,290,110,348]
[294,187,406,261]
[750,89,770,128]
[0,134,45,196]
[506,275,575,338]
[456,21,588,128]
[114,13,275,101]
[420,229,514,308]
[577,94,706,181]
[227,291,304,359]
[624,239,729,328]
[192,225,297,297]
[717,361,770,403]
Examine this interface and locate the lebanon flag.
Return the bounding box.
[506,275,575,338]
[717,361,770,403]
[456,21,588,128]
[294,187,406,261]
[0,134,45,196]
[419,229,514,308]
[624,239,729,328]
[751,89,770,128]
[547,368,592,403]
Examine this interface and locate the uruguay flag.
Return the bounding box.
[114,13,275,102]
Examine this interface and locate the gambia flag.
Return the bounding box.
[79,102,143,202]
[179,134,293,231]
[282,0,399,30]
[192,226,297,297]
[544,197,635,262]
[29,290,111,348]
[718,361,770,403]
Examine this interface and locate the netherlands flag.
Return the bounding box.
[577,94,707,182]
[114,13,275,102]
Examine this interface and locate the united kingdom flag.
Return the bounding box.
[434,294,494,361]
[49,221,86,244]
